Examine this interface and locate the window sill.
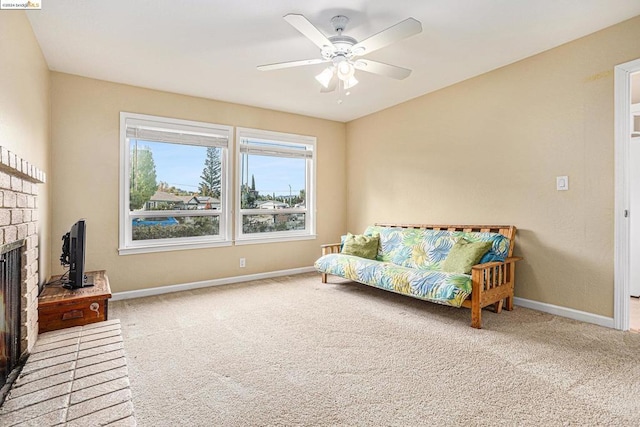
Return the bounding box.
[119,240,232,255]
[234,234,317,246]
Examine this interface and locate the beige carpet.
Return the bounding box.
[111,273,640,426]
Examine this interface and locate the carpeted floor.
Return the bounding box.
[111,272,640,426]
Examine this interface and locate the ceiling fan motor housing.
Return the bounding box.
[323,15,357,59]
[324,39,356,60]
[329,35,357,53]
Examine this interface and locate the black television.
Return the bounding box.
[60,219,93,289]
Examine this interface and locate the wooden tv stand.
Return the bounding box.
[38,270,112,333]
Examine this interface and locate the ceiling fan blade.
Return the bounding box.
[284,14,335,52]
[354,59,412,80]
[257,58,326,71]
[351,18,422,56]
[320,75,338,93]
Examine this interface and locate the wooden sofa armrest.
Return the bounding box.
[321,243,342,256]
[466,256,523,328]
[319,242,341,284]
[471,256,523,271]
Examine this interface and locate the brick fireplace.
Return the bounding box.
[0,147,45,369]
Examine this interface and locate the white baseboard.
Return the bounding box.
[514,297,614,329]
[111,266,316,301]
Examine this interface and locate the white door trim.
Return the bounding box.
[614,58,640,331]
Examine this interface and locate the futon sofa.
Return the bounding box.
[314,223,521,328]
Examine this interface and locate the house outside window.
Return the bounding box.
[236,127,316,244]
[119,112,232,254]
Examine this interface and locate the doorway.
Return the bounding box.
[614,58,640,331]
[630,72,640,332]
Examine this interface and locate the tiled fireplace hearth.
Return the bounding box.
[0,147,45,388]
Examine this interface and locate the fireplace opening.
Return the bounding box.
[0,240,25,403]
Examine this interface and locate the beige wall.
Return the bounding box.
[15,9,640,316]
[346,15,640,318]
[50,73,346,293]
[0,12,51,283]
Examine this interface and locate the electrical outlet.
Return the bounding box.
[239,258,246,268]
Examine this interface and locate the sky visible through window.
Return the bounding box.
[139,140,305,196]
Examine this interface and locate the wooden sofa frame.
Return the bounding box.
[320,223,522,329]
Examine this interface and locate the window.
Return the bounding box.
[236,127,316,244]
[119,112,232,254]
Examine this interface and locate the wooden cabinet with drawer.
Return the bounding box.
[38,270,112,333]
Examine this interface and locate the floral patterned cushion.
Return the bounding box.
[314,253,472,307]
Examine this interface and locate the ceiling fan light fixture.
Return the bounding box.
[315,67,335,88]
[344,76,358,90]
[336,61,355,81]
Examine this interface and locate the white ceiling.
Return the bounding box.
[27,1,640,122]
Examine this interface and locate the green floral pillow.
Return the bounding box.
[341,233,380,260]
[442,238,492,274]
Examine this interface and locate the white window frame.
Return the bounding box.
[119,112,233,255]
[235,127,316,245]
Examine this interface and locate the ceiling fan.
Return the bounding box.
[257,14,422,94]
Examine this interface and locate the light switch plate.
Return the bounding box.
[556,176,569,191]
